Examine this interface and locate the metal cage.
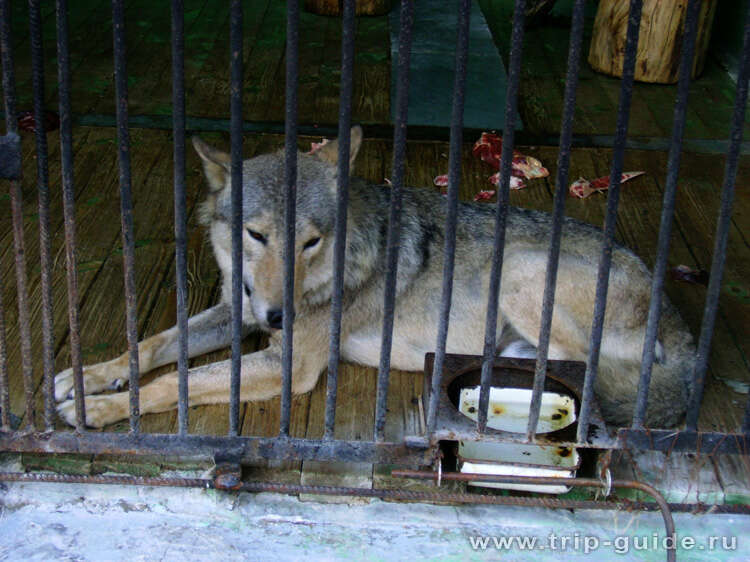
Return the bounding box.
[0,0,749,474]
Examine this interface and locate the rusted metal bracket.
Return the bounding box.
[0,133,21,180]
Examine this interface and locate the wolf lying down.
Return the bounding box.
[55,126,695,429]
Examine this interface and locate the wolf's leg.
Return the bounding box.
[54,303,254,401]
[56,307,330,427]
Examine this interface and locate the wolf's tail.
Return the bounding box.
[595,301,695,428]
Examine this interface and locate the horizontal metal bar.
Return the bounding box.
[1,470,747,515]
[0,430,434,465]
[617,428,750,455]
[6,112,746,155]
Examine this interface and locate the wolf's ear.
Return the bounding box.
[313,125,362,172]
[192,136,231,192]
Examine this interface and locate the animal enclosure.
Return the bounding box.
[0,0,749,514]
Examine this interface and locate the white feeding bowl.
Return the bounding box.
[458,440,580,493]
[458,386,576,434]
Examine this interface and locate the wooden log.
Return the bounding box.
[304,0,393,17]
[588,0,717,84]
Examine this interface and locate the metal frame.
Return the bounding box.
[0,0,749,473]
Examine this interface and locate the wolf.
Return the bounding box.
[55,126,695,429]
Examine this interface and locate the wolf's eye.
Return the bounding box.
[303,237,321,250]
[247,229,267,244]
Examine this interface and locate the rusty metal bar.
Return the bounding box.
[618,427,750,455]
[577,0,643,443]
[426,0,471,435]
[0,278,8,429]
[632,0,702,429]
[374,0,414,442]
[29,0,56,431]
[172,0,189,434]
[1,0,35,430]
[0,430,434,465]
[685,3,750,433]
[324,0,356,440]
[9,183,34,429]
[0,470,748,515]
[56,0,86,431]
[526,0,586,440]
[229,0,243,436]
[280,0,299,438]
[112,0,141,432]
[478,0,526,433]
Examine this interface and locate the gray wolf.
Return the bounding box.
[55,126,695,428]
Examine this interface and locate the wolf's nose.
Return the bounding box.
[266,309,283,329]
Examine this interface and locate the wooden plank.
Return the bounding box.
[4,0,106,110]
[352,17,391,125]
[2,127,131,421]
[557,147,747,432]
[122,0,217,117]
[47,129,184,430]
[79,0,172,116]
[297,11,337,125]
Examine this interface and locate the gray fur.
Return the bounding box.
[55,127,694,429]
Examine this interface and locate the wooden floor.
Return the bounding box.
[1,0,748,493]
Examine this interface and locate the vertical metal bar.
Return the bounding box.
[685,3,750,433]
[526,0,586,440]
[0,290,8,428]
[280,0,299,437]
[112,0,140,433]
[229,0,243,436]
[56,0,86,430]
[323,0,356,440]
[374,0,414,442]
[576,0,643,443]
[172,0,189,435]
[1,0,36,429]
[0,0,10,426]
[28,0,56,430]
[425,0,470,435]
[631,0,701,429]
[477,0,526,433]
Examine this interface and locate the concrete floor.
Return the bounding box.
[1,464,748,562]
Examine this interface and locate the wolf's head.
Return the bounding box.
[192,126,362,330]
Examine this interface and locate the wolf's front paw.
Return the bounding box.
[56,393,129,428]
[54,360,128,402]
